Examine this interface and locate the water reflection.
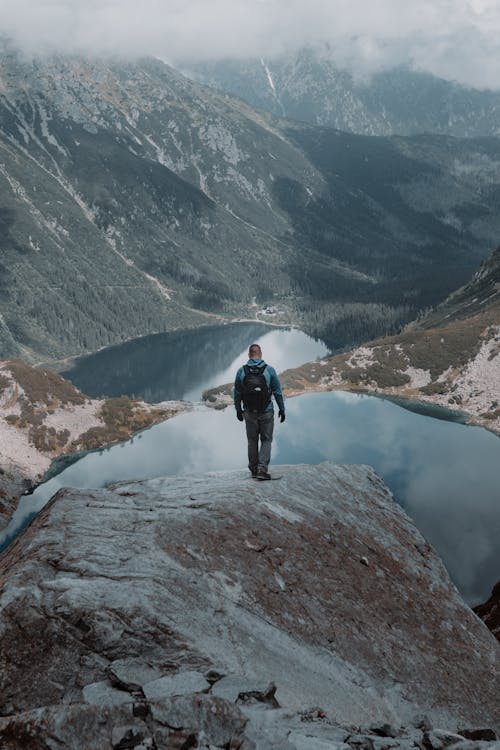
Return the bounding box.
[62,324,329,402]
[2,392,499,606]
[63,323,268,402]
[183,327,329,401]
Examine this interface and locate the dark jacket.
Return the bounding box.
[234,358,285,414]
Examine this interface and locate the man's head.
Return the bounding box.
[248,343,262,359]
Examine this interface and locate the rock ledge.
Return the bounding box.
[0,462,498,748]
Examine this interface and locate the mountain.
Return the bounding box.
[0,462,498,746]
[204,243,500,433]
[203,242,500,636]
[185,48,500,137]
[415,244,500,328]
[263,243,500,433]
[3,44,500,359]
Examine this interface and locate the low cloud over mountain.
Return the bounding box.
[1,0,500,89]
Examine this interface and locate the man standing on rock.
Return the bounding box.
[234,343,285,480]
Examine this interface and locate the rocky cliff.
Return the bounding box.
[0,462,497,748]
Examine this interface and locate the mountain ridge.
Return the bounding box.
[185,50,500,137]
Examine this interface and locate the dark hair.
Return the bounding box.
[249,343,261,357]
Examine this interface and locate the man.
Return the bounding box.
[234,343,285,480]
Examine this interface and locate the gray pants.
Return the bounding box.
[244,411,274,472]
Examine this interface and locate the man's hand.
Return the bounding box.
[279,410,286,423]
[236,409,244,422]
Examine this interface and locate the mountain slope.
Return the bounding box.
[204,244,500,436]
[186,50,500,137]
[3,44,500,358]
[273,243,500,433]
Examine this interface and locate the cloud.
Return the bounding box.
[1,0,500,89]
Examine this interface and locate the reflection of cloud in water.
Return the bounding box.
[401,428,500,604]
[2,391,499,606]
[277,393,500,605]
[282,393,411,476]
[185,328,328,401]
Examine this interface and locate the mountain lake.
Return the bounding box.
[2,323,499,607]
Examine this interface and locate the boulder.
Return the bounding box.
[142,670,210,700]
[107,657,163,691]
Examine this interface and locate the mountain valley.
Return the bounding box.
[0,37,499,746]
[2,43,500,360]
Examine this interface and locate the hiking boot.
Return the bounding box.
[250,469,258,478]
[256,469,271,480]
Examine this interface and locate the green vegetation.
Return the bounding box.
[0,373,9,395]
[1,360,177,458]
[396,328,482,379]
[2,53,500,361]
[6,360,85,406]
[30,426,70,452]
[73,398,172,452]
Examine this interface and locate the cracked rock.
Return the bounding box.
[459,730,498,742]
[211,676,279,707]
[149,694,247,747]
[83,681,135,707]
[111,724,147,749]
[143,671,210,701]
[289,731,350,750]
[370,724,400,738]
[107,658,164,692]
[422,730,467,750]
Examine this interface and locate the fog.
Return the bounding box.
[1,0,500,89]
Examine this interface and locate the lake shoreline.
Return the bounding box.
[37,317,290,374]
[0,357,193,530]
[205,379,500,438]
[286,383,500,437]
[287,382,499,431]
[2,386,500,612]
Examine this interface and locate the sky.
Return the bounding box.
[1,0,500,89]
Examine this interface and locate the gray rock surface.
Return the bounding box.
[211,675,279,706]
[142,670,210,700]
[0,466,32,532]
[0,461,498,748]
[107,657,163,691]
[82,680,135,707]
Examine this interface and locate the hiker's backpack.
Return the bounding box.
[241,364,271,413]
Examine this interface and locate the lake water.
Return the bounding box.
[2,326,499,607]
[62,323,329,402]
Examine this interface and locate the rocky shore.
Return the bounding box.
[0,359,190,529]
[205,245,500,436]
[203,319,500,436]
[0,462,497,748]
